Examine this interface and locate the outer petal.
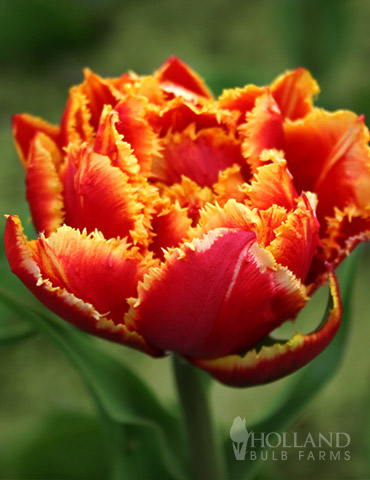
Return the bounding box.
[284,109,370,223]
[155,56,213,100]
[25,133,65,235]
[191,266,341,387]
[239,93,285,173]
[4,216,160,355]
[129,228,307,359]
[12,113,60,167]
[151,125,243,187]
[270,68,320,120]
[60,87,95,145]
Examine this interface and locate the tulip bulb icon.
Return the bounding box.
[230,417,251,460]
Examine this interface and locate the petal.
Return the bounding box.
[4,216,160,355]
[114,96,161,175]
[213,165,248,206]
[239,93,285,173]
[267,194,321,282]
[151,125,244,187]
[218,84,264,123]
[155,56,213,100]
[25,133,65,235]
[12,113,60,167]
[62,143,146,242]
[270,68,320,120]
[60,87,95,146]
[149,201,192,259]
[93,104,140,178]
[244,149,298,210]
[191,265,341,386]
[284,109,370,223]
[130,228,307,359]
[147,97,232,136]
[81,68,123,129]
[323,206,370,267]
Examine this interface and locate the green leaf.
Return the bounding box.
[0,288,186,480]
[226,250,359,480]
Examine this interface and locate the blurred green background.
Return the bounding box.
[0,0,370,479]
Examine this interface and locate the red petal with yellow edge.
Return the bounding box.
[12,114,60,167]
[62,144,144,241]
[323,207,370,267]
[26,133,65,235]
[4,216,160,356]
[270,68,320,120]
[130,228,307,359]
[284,110,370,222]
[244,150,298,210]
[191,265,341,386]
[155,56,213,100]
[60,87,95,146]
[239,93,284,173]
[115,96,160,175]
[151,125,243,187]
[267,194,320,282]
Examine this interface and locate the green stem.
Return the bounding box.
[172,355,226,480]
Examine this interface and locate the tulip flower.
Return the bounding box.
[5,57,370,387]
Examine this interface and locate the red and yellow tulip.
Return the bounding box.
[5,57,370,386]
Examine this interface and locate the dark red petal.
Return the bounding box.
[4,216,160,355]
[130,228,307,359]
[25,133,65,235]
[12,114,60,167]
[191,265,341,386]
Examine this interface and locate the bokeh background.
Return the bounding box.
[0,0,370,478]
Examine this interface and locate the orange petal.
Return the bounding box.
[218,84,265,123]
[244,149,298,210]
[239,93,284,173]
[270,68,320,120]
[4,216,160,355]
[151,125,244,187]
[284,110,370,224]
[25,133,65,235]
[213,165,249,206]
[267,194,321,281]
[60,86,95,146]
[129,228,307,359]
[12,113,60,167]
[191,266,341,386]
[155,56,213,100]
